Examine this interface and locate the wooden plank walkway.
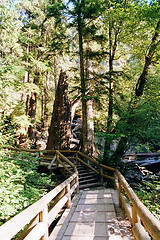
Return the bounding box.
[53,188,127,240]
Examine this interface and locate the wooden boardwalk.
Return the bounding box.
[2,149,159,240]
[53,188,128,240]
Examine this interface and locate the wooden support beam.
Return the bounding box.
[133,223,151,240]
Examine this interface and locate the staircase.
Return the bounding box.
[76,162,102,189]
[55,153,102,189]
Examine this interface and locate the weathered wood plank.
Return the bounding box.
[133,223,151,240]
[75,203,115,212]
[56,189,122,240]
[71,211,117,223]
[23,222,47,240]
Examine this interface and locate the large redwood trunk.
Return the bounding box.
[46,70,71,150]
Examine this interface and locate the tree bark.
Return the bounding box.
[85,48,95,157]
[46,70,71,150]
[22,44,30,115]
[110,20,160,164]
[41,72,50,137]
[54,56,58,90]
[135,20,160,97]
[77,2,88,153]
[103,21,119,164]
[28,72,39,140]
[87,99,94,157]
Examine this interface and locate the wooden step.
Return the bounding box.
[78,171,95,176]
[79,182,102,189]
[79,177,99,184]
[79,174,97,180]
[77,169,93,173]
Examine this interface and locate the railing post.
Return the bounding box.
[56,151,59,168]
[39,205,48,240]
[118,180,122,207]
[99,166,103,183]
[132,206,140,240]
[132,206,139,226]
[114,171,117,190]
[76,152,78,166]
[75,173,79,194]
[65,183,71,208]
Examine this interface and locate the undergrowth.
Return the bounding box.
[0,149,57,226]
[134,173,160,221]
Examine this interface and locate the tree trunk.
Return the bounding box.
[85,49,95,157]
[71,98,81,123]
[77,3,88,153]
[22,72,29,105]
[103,21,118,164]
[110,20,160,164]
[41,72,50,137]
[46,70,71,150]
[87,100,94,157]
[22,44,30,115]
[54,56,58,90]
[28,72,39,140]
[135,20,160,97]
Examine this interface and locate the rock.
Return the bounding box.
[134,156,160,173]
[70,138,80,145]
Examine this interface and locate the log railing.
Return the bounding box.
[114,170,160,240]
[76,151,115,181]
[56,150,77,174]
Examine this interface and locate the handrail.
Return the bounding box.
[56,150,77,173]
[114,170,160,240]
[7,146,56,154]
[0,172,78,240]
[76,151,115,181]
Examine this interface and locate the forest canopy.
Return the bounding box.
[0,0,160,163]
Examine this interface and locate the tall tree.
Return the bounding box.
[68,0,104,153]
[19,0,65,140]
[106,1,160,165]
[0,0,23,114]
[46,70,72,150]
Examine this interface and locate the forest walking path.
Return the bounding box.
[53,188,133,240]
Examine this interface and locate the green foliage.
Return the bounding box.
[114,97,160,151]
[0,150,56,226]
[135,173,160,221]
[0,115,16,147]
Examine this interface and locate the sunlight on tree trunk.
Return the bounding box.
[46,70,71,150]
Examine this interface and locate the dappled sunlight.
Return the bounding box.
[58,188,124,240]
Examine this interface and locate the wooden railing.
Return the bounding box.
[66,151,160,240]
[114,170,160,240]
[0,149,78,240]
[76,151,115,181]
[1,148,160,240]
